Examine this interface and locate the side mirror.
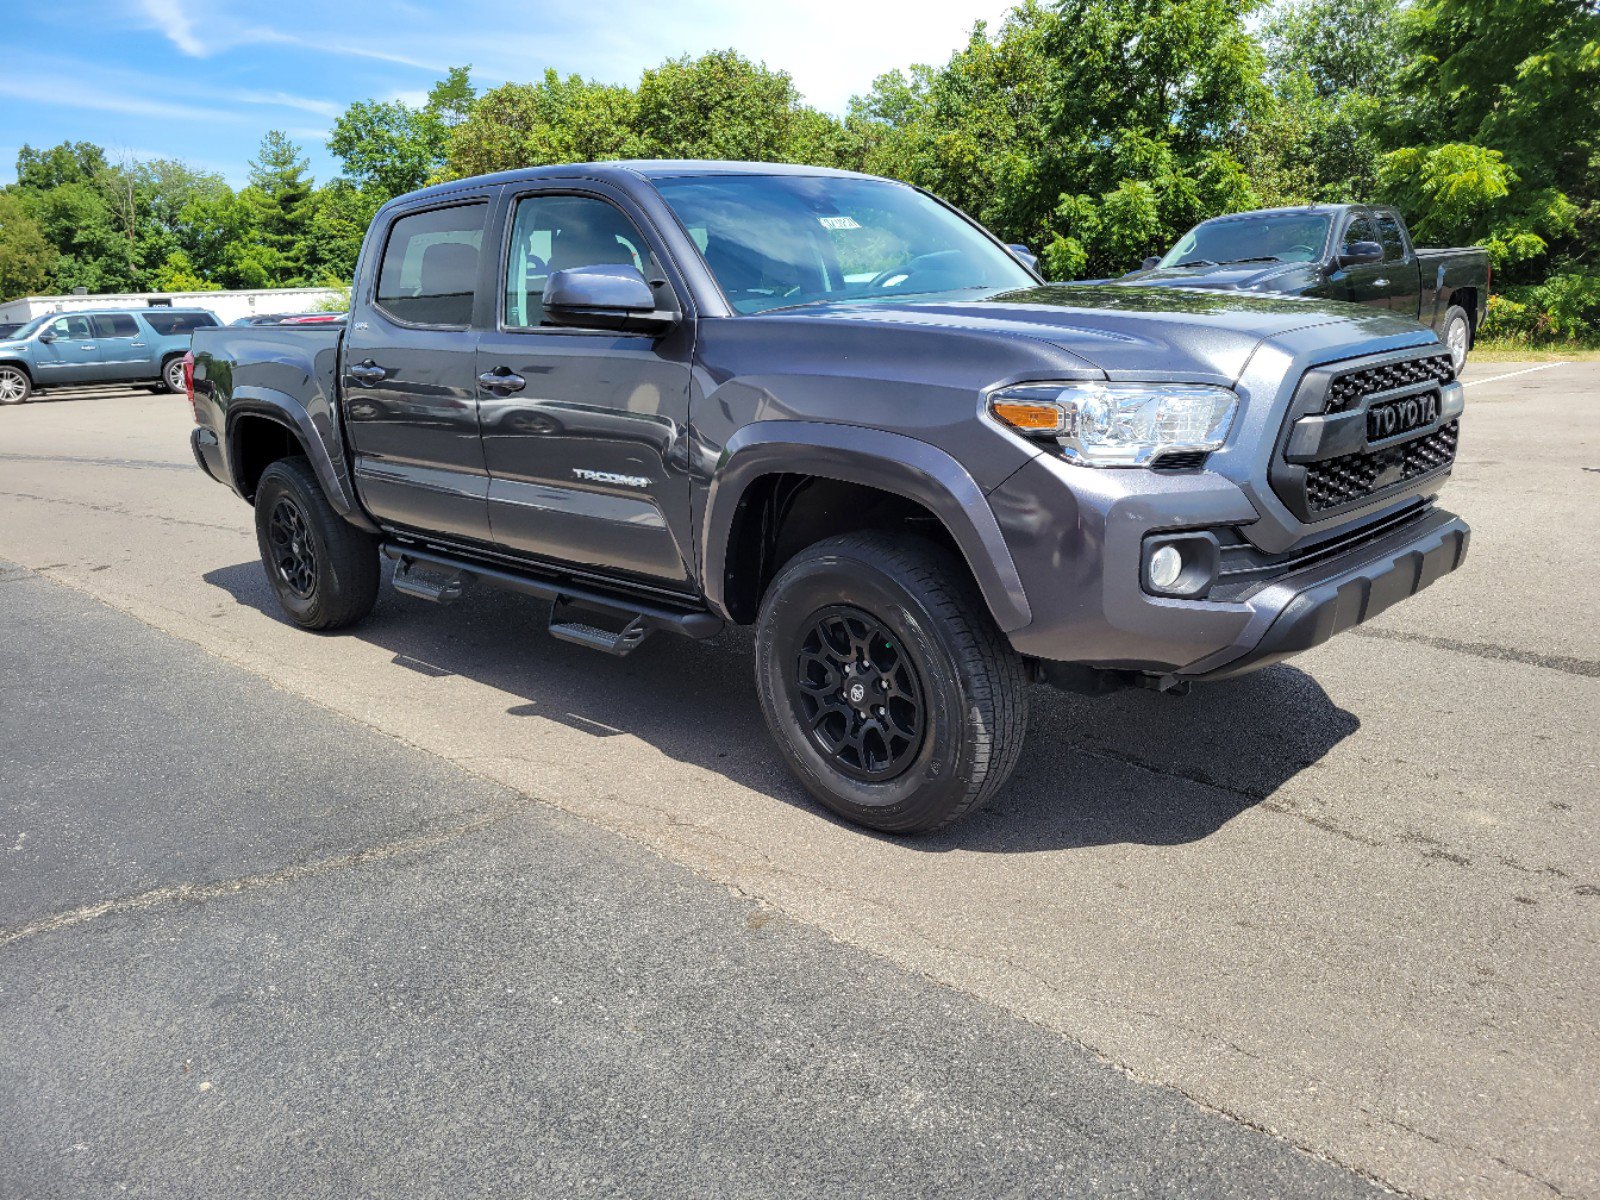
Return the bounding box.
[543,264,674,334]
[1005,244,1040,271]
[1337,241,1384,269]
[1142,256,1161,272]
[37,331,56,344]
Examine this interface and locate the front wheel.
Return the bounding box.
[0,365,31,405]
[254,456,379,630]
[755,532,1028,834]
[1443,305,1471,372]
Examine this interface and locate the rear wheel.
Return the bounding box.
[0,365,31,405]
[159,355,186,394]
[254,456,379,630]
[1443,305,1471,372]
[755,531,1028,834]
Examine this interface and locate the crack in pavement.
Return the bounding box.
[1351,626,1600,678]
[0,800,529,951]
[0,490,245,533]
[0,452,190,471]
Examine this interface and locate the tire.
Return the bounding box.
[1443,305,1471,372]
[159,354,186,394]
[253,456,379,630]
[0,364,31,405]
[755,531,1029,834]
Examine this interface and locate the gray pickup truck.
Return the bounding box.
[188,161,1470,834]
[1119,204,1490,371]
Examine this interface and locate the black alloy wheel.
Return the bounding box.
[252,455,379,630]
[794,606,926,782]
[267,496,318,598]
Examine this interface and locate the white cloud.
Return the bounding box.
[0,75,232,124]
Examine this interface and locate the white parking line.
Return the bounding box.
[1462,362,1569,388]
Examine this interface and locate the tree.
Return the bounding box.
[444,70,641,177]
[0,193,57,301]
[1378,0,1600,279]
[849,0,1268,277]
[246,131,316,285]
[328,67,475,198]
[633,50,826,162]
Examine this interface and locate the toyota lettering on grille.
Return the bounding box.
[1367,391,1439,444]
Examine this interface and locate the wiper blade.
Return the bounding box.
[1220,256,1284,264]
[1173,259,1217,267]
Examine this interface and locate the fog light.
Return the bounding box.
[1148,545,1183,590]
[1141,531,1223,599]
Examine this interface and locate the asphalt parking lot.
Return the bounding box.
[1,360,1596,1198]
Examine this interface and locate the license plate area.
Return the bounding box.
[1367,391,1439,445]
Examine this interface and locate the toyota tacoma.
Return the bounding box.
[187,162,1470,834]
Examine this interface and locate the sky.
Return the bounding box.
[0,0,1017,188]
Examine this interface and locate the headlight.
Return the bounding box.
[989,381,1238,467]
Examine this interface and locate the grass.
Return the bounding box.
[1471,340,1600,363]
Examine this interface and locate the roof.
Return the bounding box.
[37,306,217,316]
[394,159,884,207]
[1199,204,1364,224]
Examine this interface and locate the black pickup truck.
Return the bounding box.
[188,162,1470,834]
[1118,204,1490,371]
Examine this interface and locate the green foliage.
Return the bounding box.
[849,0,1269,276]
[3,10,1595,346]
[0,192,57,300]
[440,51,845,179]
[1481,271,1600,345]
[1378,0,1600,284]
[445,71,641,177]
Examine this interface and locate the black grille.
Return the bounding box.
[1325,353,1454,412]
[1305,421,1459,511]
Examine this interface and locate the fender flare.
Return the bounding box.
[701,421,1032,632]
[225,387,378,532]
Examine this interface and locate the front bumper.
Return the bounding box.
[988,451,1468,680]
[1179,506,1468,679]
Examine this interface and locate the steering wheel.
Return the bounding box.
[1282,244,1317,262]
[866,250,964,292]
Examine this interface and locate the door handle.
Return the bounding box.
[347,361,387,385]
[1373,278,1389,287]
[478,368,526,395]
[130,342,147,347]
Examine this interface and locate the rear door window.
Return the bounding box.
[143,311,216,335]
[91,314,140,339]
[375,203,488,327]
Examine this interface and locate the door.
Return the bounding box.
[33,314,101,383]
[1374,209,1421,318]
[342,198,495,544]
[1328,212,1391,311]
[90,313,154,380]
[475,187,696,586]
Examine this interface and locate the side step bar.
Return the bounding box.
[380,543,724,652]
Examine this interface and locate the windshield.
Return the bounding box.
[654,175,1036,314]
[1158,213,1333,268]
[6,315,51,340]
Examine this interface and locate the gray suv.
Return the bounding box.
[0,308,219,404]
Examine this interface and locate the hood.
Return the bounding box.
[1115,261,1308,291]
[763,284,1419,383]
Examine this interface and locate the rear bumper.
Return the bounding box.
[1180,506,1469,679]
[191,426,224,484]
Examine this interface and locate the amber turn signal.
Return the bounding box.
[991,399,1062,433]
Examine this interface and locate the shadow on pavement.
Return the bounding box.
[204,559,1359,853]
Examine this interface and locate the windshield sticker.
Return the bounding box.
[818,215,861,230]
